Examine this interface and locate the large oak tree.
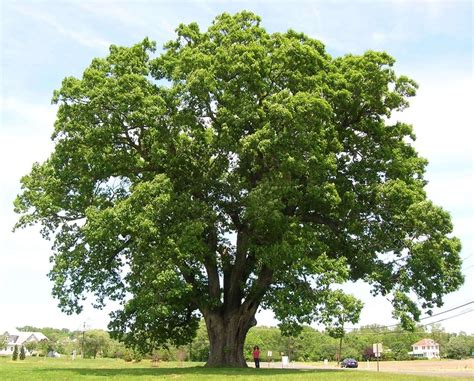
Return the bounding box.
[15,12,463,367]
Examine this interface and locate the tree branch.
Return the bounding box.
[242,264,274,313]
[224,229,248,310]
[203,227,221,300]
[299,212,339,233]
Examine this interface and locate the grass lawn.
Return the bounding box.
[0,357,466,380]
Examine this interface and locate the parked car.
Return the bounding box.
[341,358,358,368]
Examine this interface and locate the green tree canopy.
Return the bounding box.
[80,329,111,359]
[14,11,463,367]
[446,333,472,359]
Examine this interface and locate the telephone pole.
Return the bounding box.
[82,322,85,359]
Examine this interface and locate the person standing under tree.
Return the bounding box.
[252,346,260,368]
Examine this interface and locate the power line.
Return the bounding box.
[420,308,473,327]
[419,301,473,321]
[461,253,473,261]
[343,300,474,332]
[346,308,473,336]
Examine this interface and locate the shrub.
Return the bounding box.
[121,349,133,362]
[12,345,18,360]
[19,346,26,360]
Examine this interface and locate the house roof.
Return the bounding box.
[28,332,48,342]
[4,330,48,345]
[412,338,439,346]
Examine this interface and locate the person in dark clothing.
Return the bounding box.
[252,345,260,368]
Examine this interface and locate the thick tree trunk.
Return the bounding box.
[204,309,257,367]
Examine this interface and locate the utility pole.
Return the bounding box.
[339,336,343,364]
[373,343,382,372]
[82,322,85,359]
[338,314,345,365]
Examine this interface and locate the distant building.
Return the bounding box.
[409,338,440,359]
[0,329,48,356]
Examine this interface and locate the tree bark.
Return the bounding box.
[203,308,257,367]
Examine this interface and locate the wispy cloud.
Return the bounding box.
[13,4,111,50]
[76,2,152,35]
[74,2,187,42]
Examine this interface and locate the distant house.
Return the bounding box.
[409,338,440,359]
[0,330,49,356]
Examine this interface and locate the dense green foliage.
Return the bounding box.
[80,330,111,359]
[14,11,463,366]
[445,334,473,359]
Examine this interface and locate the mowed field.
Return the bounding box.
[1,357,473,381]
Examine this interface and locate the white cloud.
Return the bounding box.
[0,302,115,331]
[399,76,473,163]
[0,134,53,184]
[0,97,55,183]
[425,173,474,213]
[372,32,387,44]
[0,98,55,285]
[1,97,57,132]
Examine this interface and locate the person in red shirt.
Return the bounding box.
[252,345,260,368]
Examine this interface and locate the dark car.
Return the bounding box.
[341,358,358,368]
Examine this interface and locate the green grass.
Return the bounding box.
[0,357,466,380]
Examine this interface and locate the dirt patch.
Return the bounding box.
[360,358,474,371]
[291,359,474,379]
[254,358,474,378]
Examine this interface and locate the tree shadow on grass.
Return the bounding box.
[38,366,342,378]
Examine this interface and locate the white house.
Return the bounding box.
[0,329,49,356]
[409,338,440,359]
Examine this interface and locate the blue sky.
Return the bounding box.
[1,0,472,334]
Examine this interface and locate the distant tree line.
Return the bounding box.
[195,322,474,362]
[15,326,127,359]
[15,323,473,362]
[167,322,474,362]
